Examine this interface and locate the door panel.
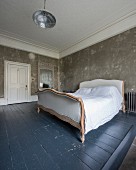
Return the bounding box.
[18,66,28,102]
[8,65,18,103]
[18,87,26,101]
[19,68,26,85]
[10,67,18,84]
[7,63,29,104]
[9,87,18,102]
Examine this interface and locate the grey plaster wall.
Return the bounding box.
[0,45,59,98]
[0,27,136,97]
[59,27,136,92]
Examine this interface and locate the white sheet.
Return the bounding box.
[74,88,92,96]
[69,86,123,134]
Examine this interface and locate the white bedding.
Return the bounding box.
[69,86,123,134]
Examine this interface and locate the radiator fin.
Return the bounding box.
[127,92,136,112]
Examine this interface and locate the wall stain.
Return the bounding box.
[59,27,136,92]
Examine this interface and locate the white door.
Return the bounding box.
[7,64,29,104]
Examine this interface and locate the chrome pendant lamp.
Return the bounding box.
[33,0,56,28]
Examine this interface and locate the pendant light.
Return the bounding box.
[33,0,56,28]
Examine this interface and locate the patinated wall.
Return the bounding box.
[0,45,58,97]
[1,27,136,97]
[59,27,136,92]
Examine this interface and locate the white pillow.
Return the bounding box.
[75,88,92,95]
[91,86,116,96]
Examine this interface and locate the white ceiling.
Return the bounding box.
[0,0,136,58]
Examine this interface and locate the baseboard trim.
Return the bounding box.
[29,95,38,102]
[0,98,7,105]
[0,95,38,105]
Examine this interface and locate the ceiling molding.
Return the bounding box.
[59,11,136,58]
[0,29,60,52]
[0,10,136,59]
[0,32,60,59]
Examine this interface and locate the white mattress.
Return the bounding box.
[69,86,123,134]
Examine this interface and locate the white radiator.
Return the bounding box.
[127,92,136,112]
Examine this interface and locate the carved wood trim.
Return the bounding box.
[38,88,82,102]
[78,98,85,143]
[122,81,125,112]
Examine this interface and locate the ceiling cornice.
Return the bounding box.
[0,30,60,59]
[0,10,136,59]
[59,10,136,58]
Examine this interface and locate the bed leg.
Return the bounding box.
[37,107,40,113]
[80,128,85,143]
[80,98,85,143]
[123,105,125,113]
[122,103,125,113]
[81,133,85,143]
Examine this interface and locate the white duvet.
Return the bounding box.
[69,86,123,134]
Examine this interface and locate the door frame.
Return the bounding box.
[4,60,31,104]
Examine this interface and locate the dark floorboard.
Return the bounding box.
[0,102,136,170]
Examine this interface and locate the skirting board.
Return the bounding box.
[0,95,38,105]
[29,95,38,102]
[0,98,7,105]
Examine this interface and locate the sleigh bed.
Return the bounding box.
[37,79,125,143]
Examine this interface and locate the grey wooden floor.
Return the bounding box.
[0,102,136,170]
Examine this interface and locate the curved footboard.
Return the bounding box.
[37,89,85,143]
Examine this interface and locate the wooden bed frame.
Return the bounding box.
[37,79,125,143]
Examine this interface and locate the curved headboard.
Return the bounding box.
[80,79,124,97]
